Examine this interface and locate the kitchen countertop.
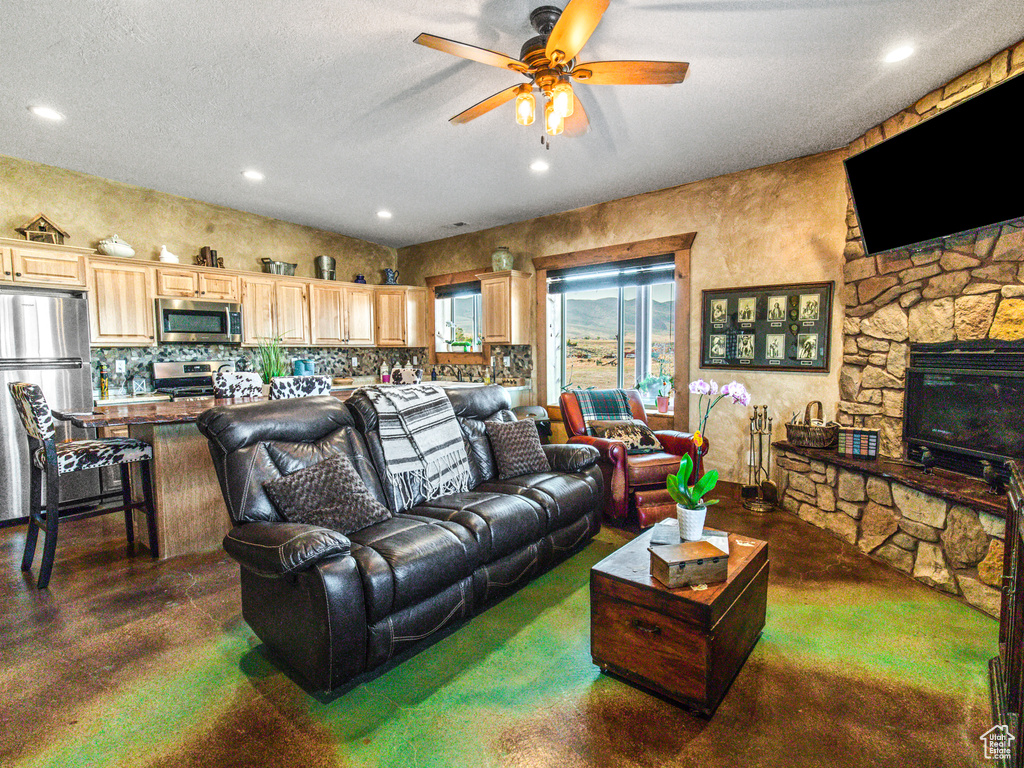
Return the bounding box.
[60,382,530,428]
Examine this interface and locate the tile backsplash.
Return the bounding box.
[91,344,532,393]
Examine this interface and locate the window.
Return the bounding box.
[435,287,483,354]
[550,257,675,404]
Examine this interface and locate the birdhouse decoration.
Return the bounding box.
[15,214,70,245]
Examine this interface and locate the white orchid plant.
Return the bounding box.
[688,379,752,449]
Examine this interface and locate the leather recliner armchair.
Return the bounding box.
[559,388,708,528]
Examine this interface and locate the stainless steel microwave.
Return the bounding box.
[156,299,243,344]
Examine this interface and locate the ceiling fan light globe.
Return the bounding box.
[544,100,564,136]
[516,90,536,126]
[552,81,574,118]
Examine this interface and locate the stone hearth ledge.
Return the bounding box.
[772,441,1005,617]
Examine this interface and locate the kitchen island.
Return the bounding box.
[58,383,532,559]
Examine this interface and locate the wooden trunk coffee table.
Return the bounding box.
[591,528,769,716]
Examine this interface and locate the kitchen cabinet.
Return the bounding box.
[156,268,199,297]
[199,272,239,301]
[479,270,531,344]
[309,283,375,346]
[240,277,277,344]
[344,284,376,346]
[0,238,88,287]
[157,267,238,301]
[275,281,310,345]
[88,260,155,346]
[375,287,425,347]
[240,276,309,346]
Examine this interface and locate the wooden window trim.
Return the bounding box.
[532,233,696,431]
[425,267,493,365]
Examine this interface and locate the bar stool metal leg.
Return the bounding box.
[21,463,42,572]
[36,464,61,590]
[120,464,135,545]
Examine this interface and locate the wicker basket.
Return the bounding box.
[785,401,838,449]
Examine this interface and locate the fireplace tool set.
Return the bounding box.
[742,405,777,512]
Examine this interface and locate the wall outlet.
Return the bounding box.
[352,357,358,366]
[114,359,127,374]
[503,356,511,367]
[412,356,418,366]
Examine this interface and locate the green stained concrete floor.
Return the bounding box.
[0,495,997,768]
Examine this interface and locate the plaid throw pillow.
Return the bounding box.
[263,454,392,535]
[485,419,551,480]
[588,419,663,455]
[574,389,632,433]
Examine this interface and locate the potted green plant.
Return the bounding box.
[666,454,719,541]
[255,335,288,387]
[656,376,673,413]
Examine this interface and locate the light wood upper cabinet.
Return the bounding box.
[375,286,427,347]
[275,282,310,345]
[199,272,239,301]
[479,271,531,344]
[375,288,409,347]
[241,277,276,345]
[2,241,87,287]
[88,261,154,346]
[310,285,345,346]
[156,268,199,297]
[344,285,375,346]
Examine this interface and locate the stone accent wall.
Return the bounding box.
[777,448,1004,617]
[839,42,1024,458]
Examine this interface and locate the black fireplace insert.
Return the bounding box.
[905,340,1024,481]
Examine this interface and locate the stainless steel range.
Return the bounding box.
[153,360,237,401]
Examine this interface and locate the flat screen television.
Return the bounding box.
[845,72,1024,255]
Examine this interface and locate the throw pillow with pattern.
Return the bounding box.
[588,419,663,455]
[263,453,392,534]
[485,418,550,480]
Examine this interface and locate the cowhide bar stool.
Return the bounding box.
[8,382,159,589]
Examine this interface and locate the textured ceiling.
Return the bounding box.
[2,0,1023,248]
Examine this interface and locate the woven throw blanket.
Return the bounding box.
[574,389,632,433]
[363,384,471,511]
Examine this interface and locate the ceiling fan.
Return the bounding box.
[414,0,689,137]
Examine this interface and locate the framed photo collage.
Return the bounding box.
[700,281,834,372]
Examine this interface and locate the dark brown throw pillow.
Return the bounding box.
[588,419,663,455]
[485,418,551,480]
[263,454,392,535]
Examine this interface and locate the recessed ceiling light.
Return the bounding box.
[884,45,914,63]
[377,210,393,219]
[29,105,64,121]
[530,160,550,172]
[242,169,265,181]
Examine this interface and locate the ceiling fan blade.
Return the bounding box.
[563,92,591,137]
[545,0,610,66]
[450,84,522,124]
[415,33,526,73]
[571,60,690,85]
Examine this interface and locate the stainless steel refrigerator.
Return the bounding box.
[0,286,99,524]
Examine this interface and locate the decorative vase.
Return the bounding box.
[657,395,670,413]
[354,274,367,284]
[491,246,514,271]
[677,504,707,542]
[383,268,399,285]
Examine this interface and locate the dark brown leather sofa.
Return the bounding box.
[196,385,602,691]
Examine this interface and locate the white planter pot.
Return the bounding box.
[677,504,707,542]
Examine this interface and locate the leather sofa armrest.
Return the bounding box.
[543,443,600,472]
[223,522,351,578]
